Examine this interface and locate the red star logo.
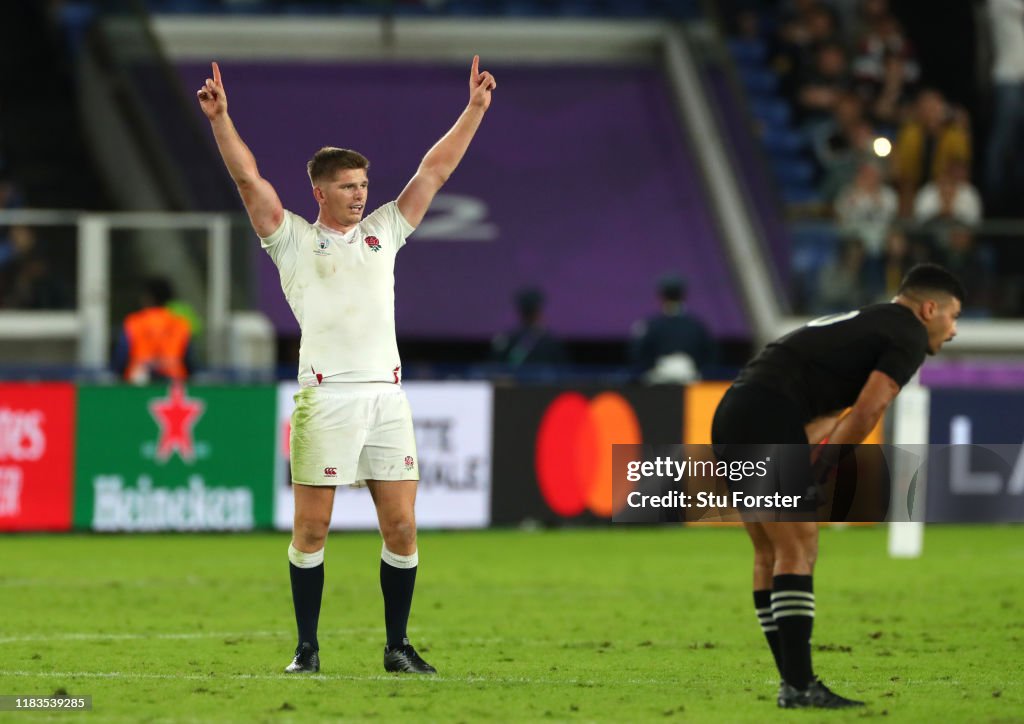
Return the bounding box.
[149,383,205,463]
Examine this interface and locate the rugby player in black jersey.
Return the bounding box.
[712,263,963,709]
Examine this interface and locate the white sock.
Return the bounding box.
[288,543,324,568]
[381,545,418,569]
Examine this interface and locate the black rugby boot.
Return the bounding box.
[383,638,437,674]
[778,678,865,709]
[284,642,320,673]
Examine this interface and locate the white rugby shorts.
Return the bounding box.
[290,383,419,487]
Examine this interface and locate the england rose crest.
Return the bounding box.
[365,236,381,252]
[404,455,415,470]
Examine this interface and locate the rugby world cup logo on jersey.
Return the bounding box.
[314,236,332,257]
[364,235,381,252]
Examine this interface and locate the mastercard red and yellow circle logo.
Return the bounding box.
[534,392,642,518]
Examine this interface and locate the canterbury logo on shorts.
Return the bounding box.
[323,467,337,477]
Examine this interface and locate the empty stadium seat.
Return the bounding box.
[738,67,779,96]
[726,38,767,65]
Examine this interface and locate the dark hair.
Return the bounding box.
[657,274,687,303]
[307,147,370,184]
[143,277,174,306]
[898,263,965,303]
[515,287,544,318]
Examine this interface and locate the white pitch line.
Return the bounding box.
[0,632,633,648]
[0,629,378,645]
[0,669,674,687]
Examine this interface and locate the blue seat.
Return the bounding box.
[760,127,806,154]
[280,2,345,14]
[771,158,816,185]
[738,67,779,97]
[748,98,791,128]
[392,3,440,15]
[555,0,602,16]
[222,1,274,14]
[791,225,838,273]
[605,0,656,17]
[446,0,499,14]
[728,38,767,66]
[653,0,698,18]
[500,0,554,16]
[147,0,218,13]
[782,185,823,205]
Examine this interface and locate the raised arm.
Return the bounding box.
[198,62,284,237]
[397,55,496,228]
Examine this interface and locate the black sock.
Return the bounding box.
[289,562,324,651]
[754,589,784,677]
[772,574,815,688]
[380,548,418,649]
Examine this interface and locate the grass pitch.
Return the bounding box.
[1,526,1022,722]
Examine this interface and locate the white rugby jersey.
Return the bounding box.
[261,201,414,386]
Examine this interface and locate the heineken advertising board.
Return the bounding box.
[74,384,276,531]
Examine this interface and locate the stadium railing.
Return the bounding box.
[0,209,274,378]
[784,217,1024,352]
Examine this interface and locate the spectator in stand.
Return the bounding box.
[815,236,879,312]
[3,245,69,310]
[984,0,1024,215]
[834,159,898,257]
[491,286,567,368]
[796,42,852,127]
[939,223,995,314]
[630,274,717,384]
[827,0,865,45]
[913,157,983,227]
[850,2,920,103]
[867,52,917,129]
[812,90,865,167]
[879,228,932,299]
[819,114,878,201]
[776,2,841,100]
[830,0,886,47]
[0,174,72,310]
[891,89,972,216]
[778,0,826,48]
[0,173,26,294]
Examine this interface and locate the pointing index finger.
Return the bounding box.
[212,61,222,86]
[471,55,479,81]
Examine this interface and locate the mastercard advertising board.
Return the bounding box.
[491,385,686,525]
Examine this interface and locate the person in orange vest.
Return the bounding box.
[114,277,194,384]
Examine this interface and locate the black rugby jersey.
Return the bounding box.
[735,303,928,423]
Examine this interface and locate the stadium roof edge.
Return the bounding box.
[149,16,671,63]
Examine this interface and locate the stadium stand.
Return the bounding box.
[2,0,1024,384]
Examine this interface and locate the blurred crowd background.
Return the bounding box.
[0,0,1021,383]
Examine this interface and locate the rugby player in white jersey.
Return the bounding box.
[198,56,496,674]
